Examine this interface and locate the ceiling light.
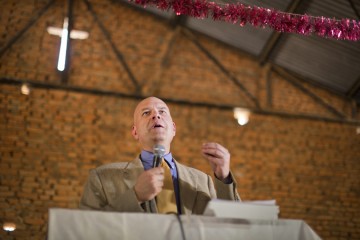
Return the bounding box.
[47,18,89,72]
[3,222,16,232]
[21,83,31,95]
[57,17,69,71]
[233,108,250,126]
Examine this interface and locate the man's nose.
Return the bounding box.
[152,111,161,119]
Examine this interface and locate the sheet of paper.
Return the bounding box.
[203,199,279,220]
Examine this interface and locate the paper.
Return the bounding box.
[203,199,279,220]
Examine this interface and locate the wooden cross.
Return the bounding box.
[47,17,89,71]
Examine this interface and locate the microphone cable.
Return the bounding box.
[171,213,187,240]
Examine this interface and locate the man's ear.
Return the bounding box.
[172,122,176,136]
[131,125,139,140]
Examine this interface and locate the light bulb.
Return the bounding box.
[21,83,31,95]
[233,108,250,126]
[3,222,16,231]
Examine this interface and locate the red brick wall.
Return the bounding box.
[1,1,360,239]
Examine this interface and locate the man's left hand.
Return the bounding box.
[201,142,230,181]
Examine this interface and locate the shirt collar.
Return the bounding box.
[140,150,174,170]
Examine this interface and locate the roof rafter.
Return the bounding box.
[273,66,346,119]
[83,0,142,94]
[0,0,55,58]
[182,28,261,109]
[3,77,360,125]
[258,0,303,65]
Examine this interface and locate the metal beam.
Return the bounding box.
[273,66,346,119]
[169,15,187,28]
[258,0,303,65]
[266,67,273,108]
[347,76,360,118]
[0,0,55,58]
[83,0,142,95]
[182,28,261,109]
[146,26,181,96]
[2,77,360,125]
[348,0,360,19]
[161,27,181,68]
[347,75,360,97]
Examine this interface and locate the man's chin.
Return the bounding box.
[152,138,165,144]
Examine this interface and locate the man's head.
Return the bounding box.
[132,97,176,153]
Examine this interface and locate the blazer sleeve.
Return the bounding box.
[214,171,241,201]
[79,168,144,212]
[79,169,107,210]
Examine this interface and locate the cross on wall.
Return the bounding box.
[47,17,89,71]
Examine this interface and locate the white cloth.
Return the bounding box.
[48,208,321,240]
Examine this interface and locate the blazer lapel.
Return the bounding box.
[175,160,198,215]
[123,157,158,213]
[123,157,144,190]
[122,157,198,214]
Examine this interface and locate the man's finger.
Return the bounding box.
[202,142,228,155]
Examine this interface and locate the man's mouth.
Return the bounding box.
[152,123,164,129]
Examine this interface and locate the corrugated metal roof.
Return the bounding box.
[186,18,273,56]
[269,0,360,95]
[270,34,360,92]
[186,0,293,56]
[124,0,360,103]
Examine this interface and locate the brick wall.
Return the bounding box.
[1,1,360,239]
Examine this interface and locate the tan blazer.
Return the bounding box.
[79,157,240,215]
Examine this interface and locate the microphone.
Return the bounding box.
[152,144,165,168]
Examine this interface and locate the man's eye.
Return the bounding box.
[159,110,166,114]
[142,111,150,116]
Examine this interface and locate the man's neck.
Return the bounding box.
[142,143,170,154]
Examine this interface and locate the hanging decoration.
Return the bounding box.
[130,0,360,41]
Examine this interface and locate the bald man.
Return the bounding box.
[80,97,240,214]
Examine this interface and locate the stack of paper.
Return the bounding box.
[203,199,279,220]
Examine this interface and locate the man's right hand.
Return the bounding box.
[134,167,164,202]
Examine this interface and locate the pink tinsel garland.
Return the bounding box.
[131,0,360,41]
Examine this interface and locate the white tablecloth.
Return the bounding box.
[48,208,321,240]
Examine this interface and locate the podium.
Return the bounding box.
[48,208,321,240]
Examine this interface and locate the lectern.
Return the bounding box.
[48,208,321,240]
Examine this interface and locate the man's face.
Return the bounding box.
[132,97,176,152]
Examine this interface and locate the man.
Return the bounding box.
[80,97,240,214]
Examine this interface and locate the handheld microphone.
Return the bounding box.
[152,144,165,168]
